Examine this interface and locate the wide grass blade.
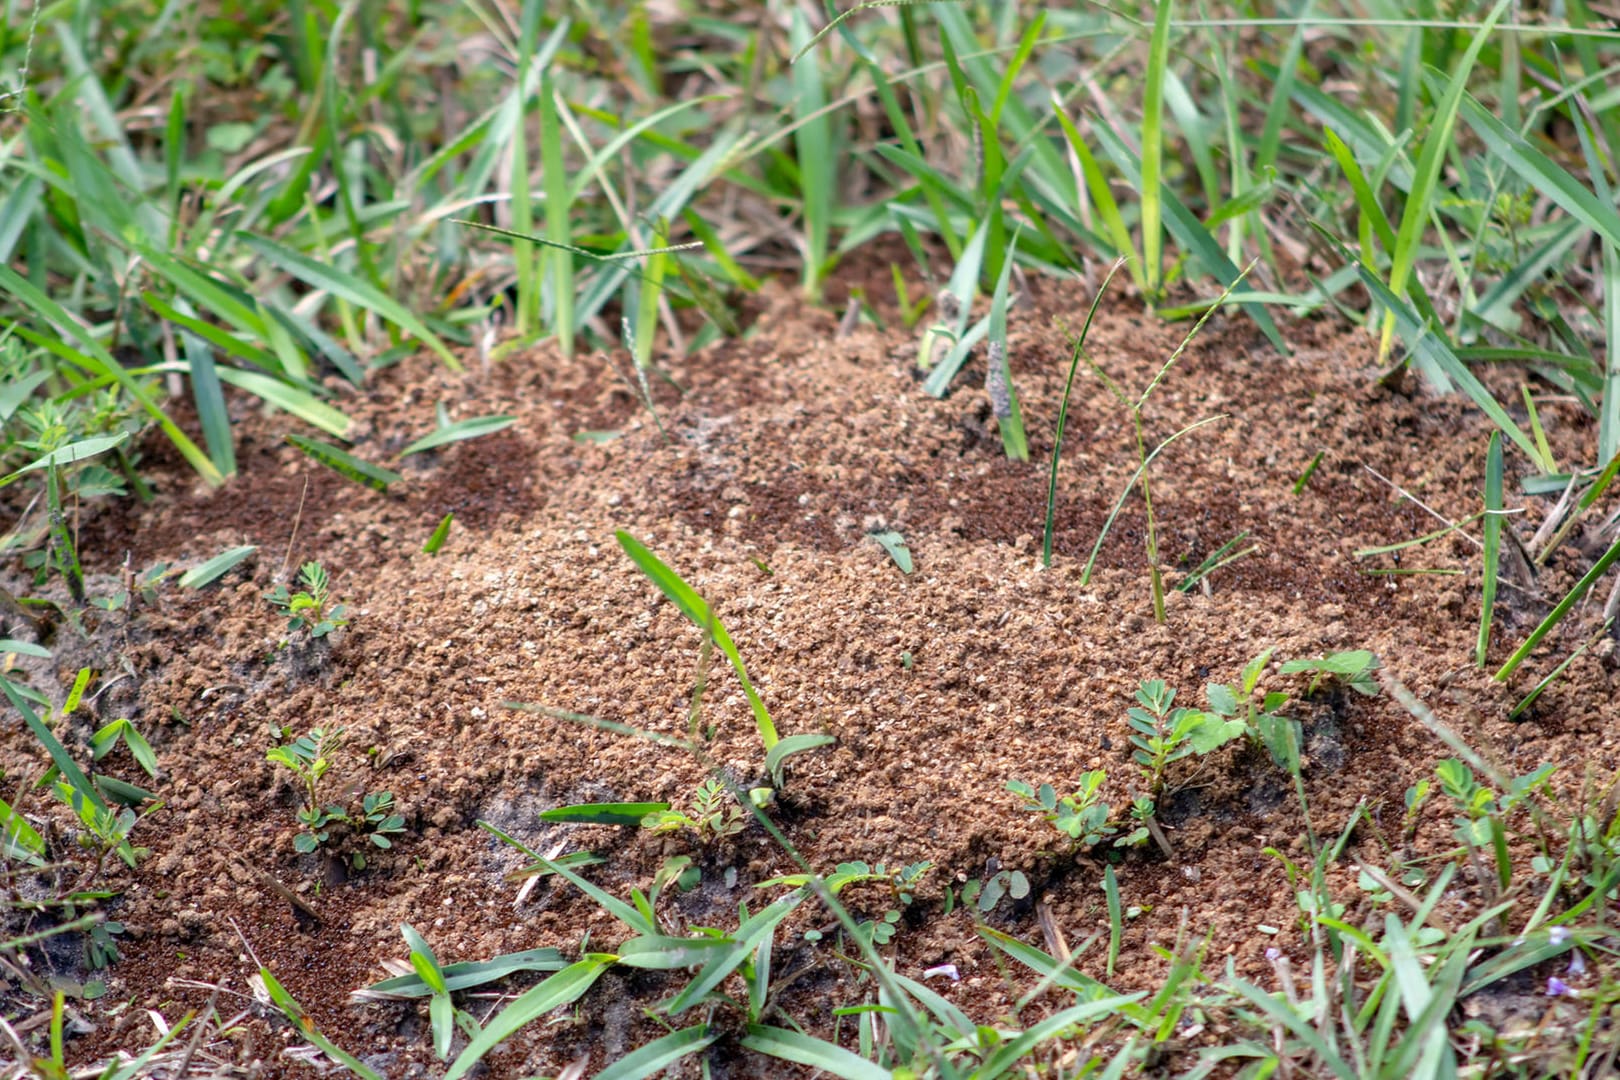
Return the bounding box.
[740,1024,891,1080]
[354,948,567,1000]
[986,227,1026,461]
[1495,531,1620,682]
[398,416,516,457]
[538,802,669,826]
[178,546,258,590]
[444,956,616,1080]
[1140,0,1173,301]
[539,70,573,355]
[1477,433,1503,667]
[1055,108,1140,290]
[1381,0,1510,363]
[790,10,832,300]
[616,531,779,750]
[592,1025,716,1080]
[240,234,461,370]
[285,435,404,492]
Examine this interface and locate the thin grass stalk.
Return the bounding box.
[1044,260,1122,567]
[1140,0,1173,303]
[1477,432,1503,667]
[540,71,573,356]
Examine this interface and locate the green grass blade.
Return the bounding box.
[1323,127,1397,257]
[398,416,516,457]
[764,733,837,786]
[1140,0,1173,300]
[538,802,669,826]
[615,531,778,749]
[1495,531,1620,682]
[591,1025,717,1080]
[1477,434,1502,667]
[444,956,616,1080]
[2,679,105,813]
[0,432,130,485]
[177,330,236,477]
[868,528,913,574]
[1053,107,1140,289]
[1103,863,1123,977]
[790,10,832,300]
[740,1024,891,1080]
[422,513,454,555]
[284,434,403,492]
[239,233,460,370]
[1381,0,1509,362]
[1602,240,1620,467]
[212,368,351,439]
[539,70,572,355]
[178,546,259,590]
[355,948,568,1001]
[986,226,1026,461]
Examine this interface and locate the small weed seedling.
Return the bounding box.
[266,562,348,639]
[959,868,1031,915]
[1203,649,1300,769]
[1435,757,1555,892]
[761,860,932,946]
[642,778,746,844]
[1008,773,1118,850]
[267,727,344,853]
[267,727,404,865]
[1279,649,1380,697]
[1127,679,1245,803]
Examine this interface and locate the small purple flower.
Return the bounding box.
[1549,926,1571,947]
[1265,947,1282,962]
[1569,951,1587,977]
[1547,976,1576,998]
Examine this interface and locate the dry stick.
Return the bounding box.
[1526,473,1579,559]
[1360,464,1483,550]
[279,476,311,580]
[173,986,220,1078]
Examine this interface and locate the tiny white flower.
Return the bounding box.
[923,964,960,982]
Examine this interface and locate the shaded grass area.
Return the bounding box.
[0,0,1619,1076]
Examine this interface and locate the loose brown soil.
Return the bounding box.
[4,275,1616,1076]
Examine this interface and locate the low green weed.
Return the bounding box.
[1127,678,1246,805]
[642,778,747,844]
[266,727,403,865]
[958,867,1030,915]
[762,860,932,946]
[1008,772,1118,850]
[265,562,348,639]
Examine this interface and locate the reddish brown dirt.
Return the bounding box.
[3,275,1616,1076]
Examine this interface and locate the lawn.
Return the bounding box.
[1,0,1619,1077]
